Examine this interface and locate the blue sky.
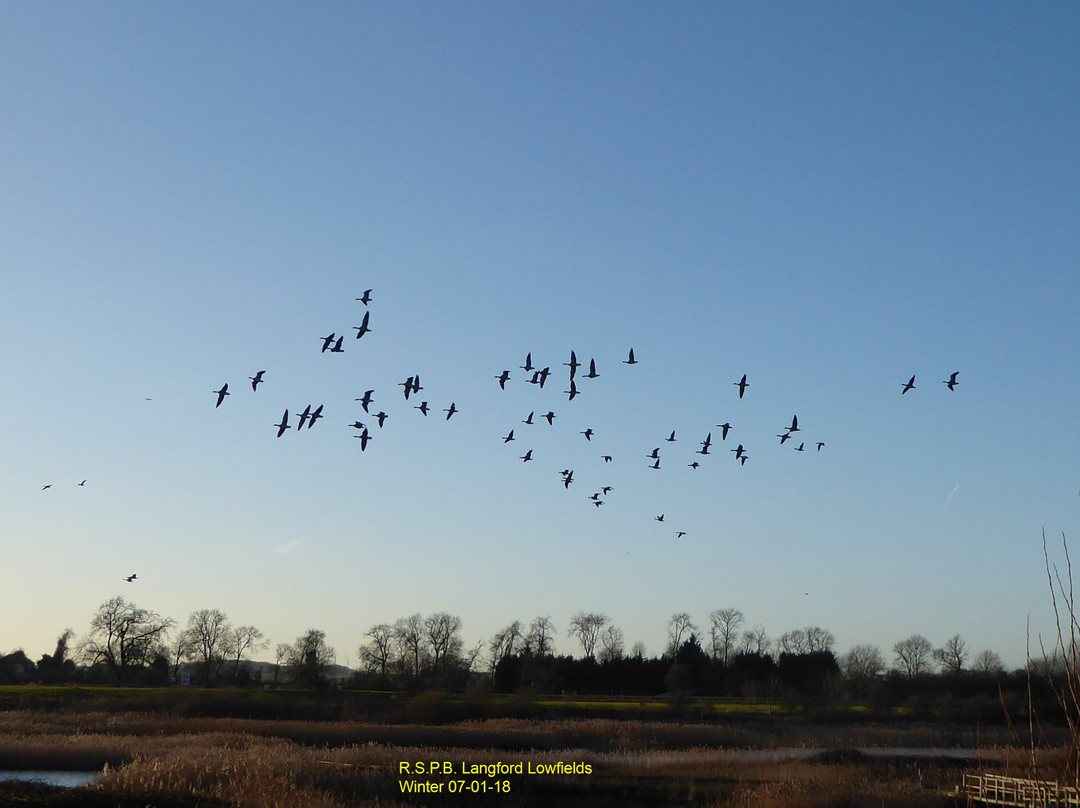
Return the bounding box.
[2,2,1079,670]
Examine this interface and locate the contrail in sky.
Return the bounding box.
[274,540,301,555]
[945,483,960,510]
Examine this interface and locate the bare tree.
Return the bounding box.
[630,641,647,659]
[228,625,267,682]
[79,597,174,683]
[779,629,809,655]
[393,614,427,680]
[360,623,395,678]
[741,624,770,656]
[667,613,698,657]
[892,634,933,677]
[525,616,556,657]
[567,612,609,660]
[842,643,885,693]
[183,608,232,684]
[488,621,523,676]
[805,626,836,653]
[598,624,625,663]
[708,608,744,665]
[933,634,969,675]
[424,612,463,676]
[973,648,1005,675]
[287,628,335,688]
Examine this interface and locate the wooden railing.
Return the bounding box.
[957,773,1080,807]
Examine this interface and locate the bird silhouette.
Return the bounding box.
[563,471,574,489]
[330,336,345,353]
[602,455,612,462]
[537,367,550,388]
[565,380,580,401]
[124,574,137,583]
[400,376,415,400]
[795,442,805,452]
[249,370,266,391]
[42,484,52,490]
[355,428,372,451]
[647,447,660,459]
[274,410,291,437]
[581,428,594,441]
[320,333,336,353]
[307,404,324,428]
[543,411,556,425]
[700,433,713,452]
[415,401,429,416]
[503,429,515,443]
[520,352,534,372]
[349,421,366,430]
[565,351,580,379]
[778,432,791,445]
[374,411,389,428]
[356,390,374,412]
[213,384,230,407]
[601,486,614,495]
[902,375,916,394]
[520,450,533,462]
[739,454,749,466]
[352,311,371,339]
[593,500,604,507]
[496,370,510,389]
[523,411,535,425]
[717,422,732,440]
[624,348,638,365]
[816,442,825,451]
[443,402,458,420]
[356,289,372,305]
[943,371,959,391]
[78,480,87,486]
[688,461,700,470]
[676,531,687,539]
[296,405,312,430]
[732,444,745,459]
[666,430,676,442]
[734,374,749,398]
[786,414,799,433]
[655,514,665,522]
[584,358,599,379]
[649,458,661,470]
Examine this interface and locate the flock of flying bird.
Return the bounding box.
[200,289,960,543]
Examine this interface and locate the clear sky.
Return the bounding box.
[2,2,1078,671]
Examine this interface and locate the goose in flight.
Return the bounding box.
[581,428,594,441]
[666,430,676,442]
[601,486,614,495]
[739,454,749,466]
[415,401,429,416]
[649,458,661,470]
[296,405,312,430]
[503,429,515,443]
[647,447,660,459]
[124,574,137,583]
[355,428,371,451]
[732,444,745,460]
[374,411,389,428]
[42,484,52,490]
[584,358,599,379]
[623,348,638,365]
[523,411,535,425]
[443,402,458,420]
[355,289,372,305]
[778,432,791,445]
[901,375,916,394]
[307,404,324,428]
[602,455,612,463]
[274,409,291,437]
[330,336,345,353]
[700,432,713,452]
[543,411,556,425]
[676,532,686,539]
[565,380,580,401]
[565,350,580,379]
[79,480,87,486]
[320,333,336,353]
[213,384,230,407]
[593,500,604,507]
[795,442,805,452]
[734,374,749,398]
[816,441,825,451]
[495,370,511,389]
[537,367,551,388]
[688,461,700,470]
[352,311,371,339]
[717,422,732,440]
[655,514,665,522]
[563,471,574,489]
[356,390,374,412]
[249,371,266,391]
[943,371,959,391]
[520,450,533,462]
[349,421,366,430]
[520,352,534,372]
[786,414,799,433]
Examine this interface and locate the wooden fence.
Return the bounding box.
[954,773,1080,807]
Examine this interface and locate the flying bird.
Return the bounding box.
[543,411,556,425]
[296,405,312,430]
[778,432,791,445]
[601,486,613,495]
[565,351,580,379]
[537,367,551,388]
[320,333,336,353]
[124,574,137,583]
[649,458,661,470]
[213,384,229,407]
[563,471,574,489]
[732,444,745,460]
[274,410,291,437]
[676,532,686,539]
[356,390,374,412]
[593,500,604,507]
[330,336,345,353]
[443,402,458,420]
[584,359,599,379]
[647,447,660,459]
[666,430,676,442]
[581,428,594,441]
[520,450,533,462]
[374,411,389,428]
[816,442,825,451]
[355,428,371,451]
[623,348,638,365]
[503,429,515,443]
[415,401,429,416]
[943,371,959,391]
[353,311,371,339]
[349,421,366,430]
[688,461,700,470]
[795,442,805,452]
[901,375,916,394]
[734,374,749,398]
[786,414,799,433]
[523,411,535,425]
[520,352,534,372]
[78,480,87,486]
[355,289,372,305]
[496,370,511,389]
[717,422,732,440]
[655,514,665,522]
[400,376,416,400]
[307,404,324,428]
[602,455,612,463]
[565,380,580,401]
[42,484,52,490]
[249,371,266,391]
